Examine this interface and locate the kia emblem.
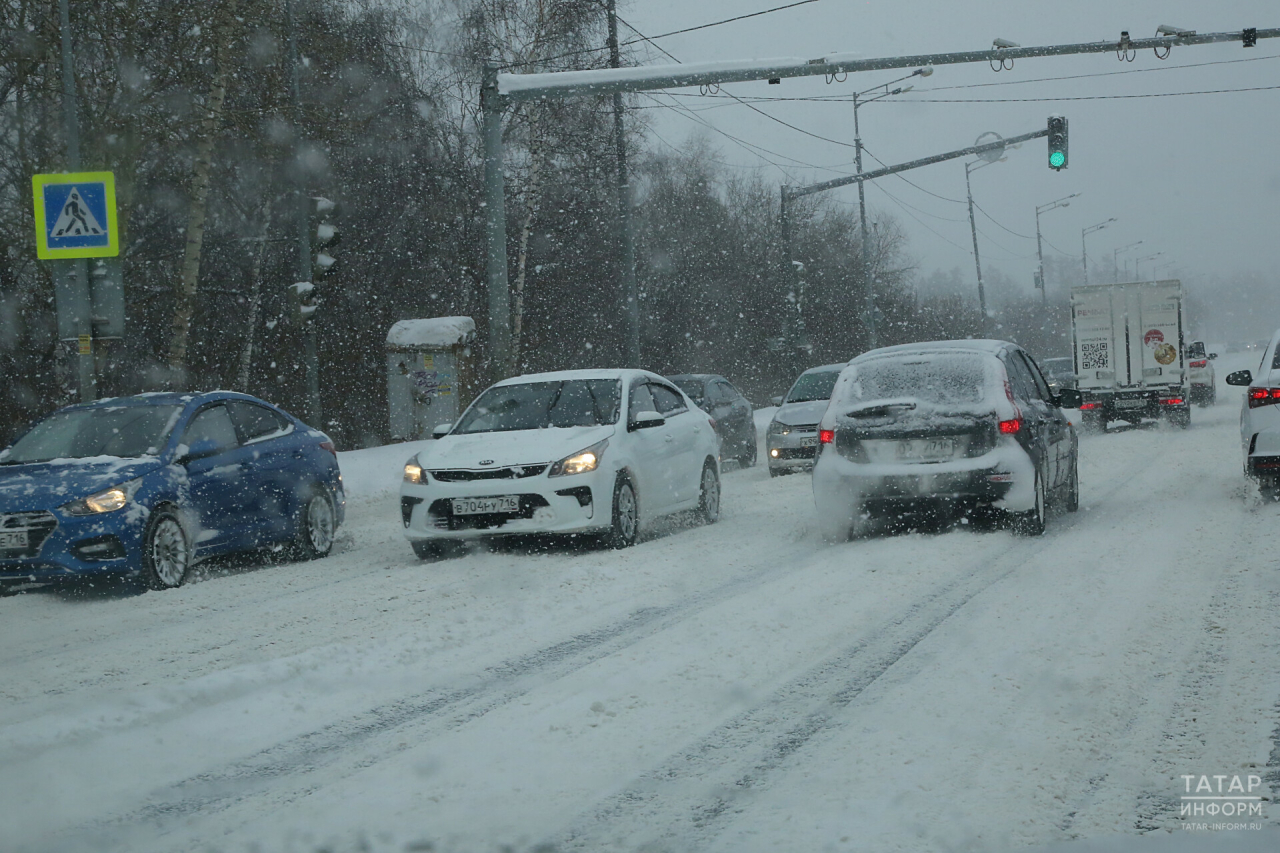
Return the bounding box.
[478,459,495,466]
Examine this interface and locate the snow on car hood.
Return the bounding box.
[417,425,616,470]
[0,456,165,511]
[772,399,830,427]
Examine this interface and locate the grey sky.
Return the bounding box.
[622,0,1279,303]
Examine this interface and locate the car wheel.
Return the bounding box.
[1065,455,1079,512]
[1012,468,1047,536]
[142,508,191,590]
[605,475,639,549]
[291,489,335,560]
[698,460,721,524]
[739,429,757,468]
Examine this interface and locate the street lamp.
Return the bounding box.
[1136,252,1164,279]
[966,155,1006,319]
[853,66,932,349]
[1081,218,1117,285]
[1112,240,1143,283]
[1035,193,1079,305]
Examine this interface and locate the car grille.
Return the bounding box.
[428,465,548,482]
[0,511,58,559]
[773,446,817,461]
[427,495,551,531]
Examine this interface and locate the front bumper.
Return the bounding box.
[400,466,613,541]
[0,506,147,582]
[766,425,820,471]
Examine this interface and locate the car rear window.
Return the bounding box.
[841,354,992,407]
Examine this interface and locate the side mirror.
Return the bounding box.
[431,422,453,439]
[770,395,783,407]
[629,410,665,431]
[177,437,222,463]
[1209,352,1218,360]
[1226,370,1253,387]
[1056,388,1083,409]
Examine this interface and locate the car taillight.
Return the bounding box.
[819,429,835,444]
[998,418,1021,434]
[319,440,337,456]
[1248,388,1280,408]
[1160,397,1184,405]
[1079,402,1098,410]
[1189,359,1207,368]
[708,417,717,431]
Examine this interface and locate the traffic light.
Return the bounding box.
[288,280,317,324]
[1047,115,1068,171]
[310,196,340,279]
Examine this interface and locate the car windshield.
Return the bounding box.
[785,370,841,403]
[453,379,621,434]
[842,355,990,407]
[1186,342,1206,359]
[2,405,182,464]
[1040,358,1074,379]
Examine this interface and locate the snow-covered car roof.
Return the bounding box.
[850,339,1015,363]
[492,368,664,387]
[800,362,847,374]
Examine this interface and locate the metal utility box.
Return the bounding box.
[386,317,477,441]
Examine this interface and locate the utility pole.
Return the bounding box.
[1113,240,1142,283]
[606,0,639,368]
[57,0,93,401]
[1081,218,1116,285]
[965,157,1007,320]
[285,0,320,424]
[1035,193,1078,307]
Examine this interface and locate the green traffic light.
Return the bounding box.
[1049,151,1066,168]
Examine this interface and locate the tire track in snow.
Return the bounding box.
[551,442,1166,851]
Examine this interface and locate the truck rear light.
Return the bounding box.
[1159,397,1184,405]
[998,418,1021,434]
[1079,402,1099,410]
[1189,359,1207,368]
[819,429,835,444]
[1248,388,1280,408]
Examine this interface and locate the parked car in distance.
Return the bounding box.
[667,373,757,467]
[766,363,845,477]
[400,369,721,557]
[0,392,344,591]
[1039,357,1077,392]
[1226,330,1280,492]
[1185,340,1217,406]
[812,340,1081,541]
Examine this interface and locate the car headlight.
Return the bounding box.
[62,479,140,516]
[549,439,608,477]
[404,459,425,484]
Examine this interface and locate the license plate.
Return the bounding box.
[1116,399,1146,409]
[0,530,29,550]
[799,437,818,448]
[895,438,956,461]
[451,496,520,516]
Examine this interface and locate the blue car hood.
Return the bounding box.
[0,457,165,512]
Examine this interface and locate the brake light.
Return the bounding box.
[819,429,835,444]
[998,418,1021,434]
[1189,359,1207,368]
[319,440,337,456]
[1160,398,1184,405]
[1079,402,1099,410]
[1248,388,1280,408]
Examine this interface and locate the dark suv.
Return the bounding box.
[667,374,757,467]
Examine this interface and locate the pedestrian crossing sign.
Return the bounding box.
[32,171,119,260]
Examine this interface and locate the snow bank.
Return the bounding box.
[337,440,433,499]
[385,317,475,350]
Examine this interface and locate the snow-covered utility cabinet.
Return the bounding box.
[386,317,477,441]
[1069,280,1190,429]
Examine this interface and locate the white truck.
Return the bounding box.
[1069,280,1191,430]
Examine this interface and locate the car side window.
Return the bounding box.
[720,381,742,403]
[648,383,687,416]
[228,401,291,443]
[1018,353,1054,401]
[711,382,733,405]
[1003,355,1037,403]
[181,404,239,454]
[628,381,657,421]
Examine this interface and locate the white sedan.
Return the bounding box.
[400,369,721,556]
[1227,331,1280,490]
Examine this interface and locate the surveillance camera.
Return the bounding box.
[992,38,1020,49]
[916,66,934,77]
[1156,24,1195,37]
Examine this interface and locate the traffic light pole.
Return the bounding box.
[286,0,321,424]
[484,25,1278,381]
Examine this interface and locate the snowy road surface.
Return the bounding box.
[4,374,1280,853]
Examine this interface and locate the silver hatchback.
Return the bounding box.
[766,364,845,476]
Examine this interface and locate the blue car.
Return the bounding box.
[0,392,344,590]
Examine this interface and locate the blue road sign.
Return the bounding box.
[32,172,119,259]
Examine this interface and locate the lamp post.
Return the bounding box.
[1081,218,1116,285]
[1112,240,1143,283]
[853,66,932,349]
[1136,252,1163,279]
[966,154,1005,319]
[1034,193,1078,305]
